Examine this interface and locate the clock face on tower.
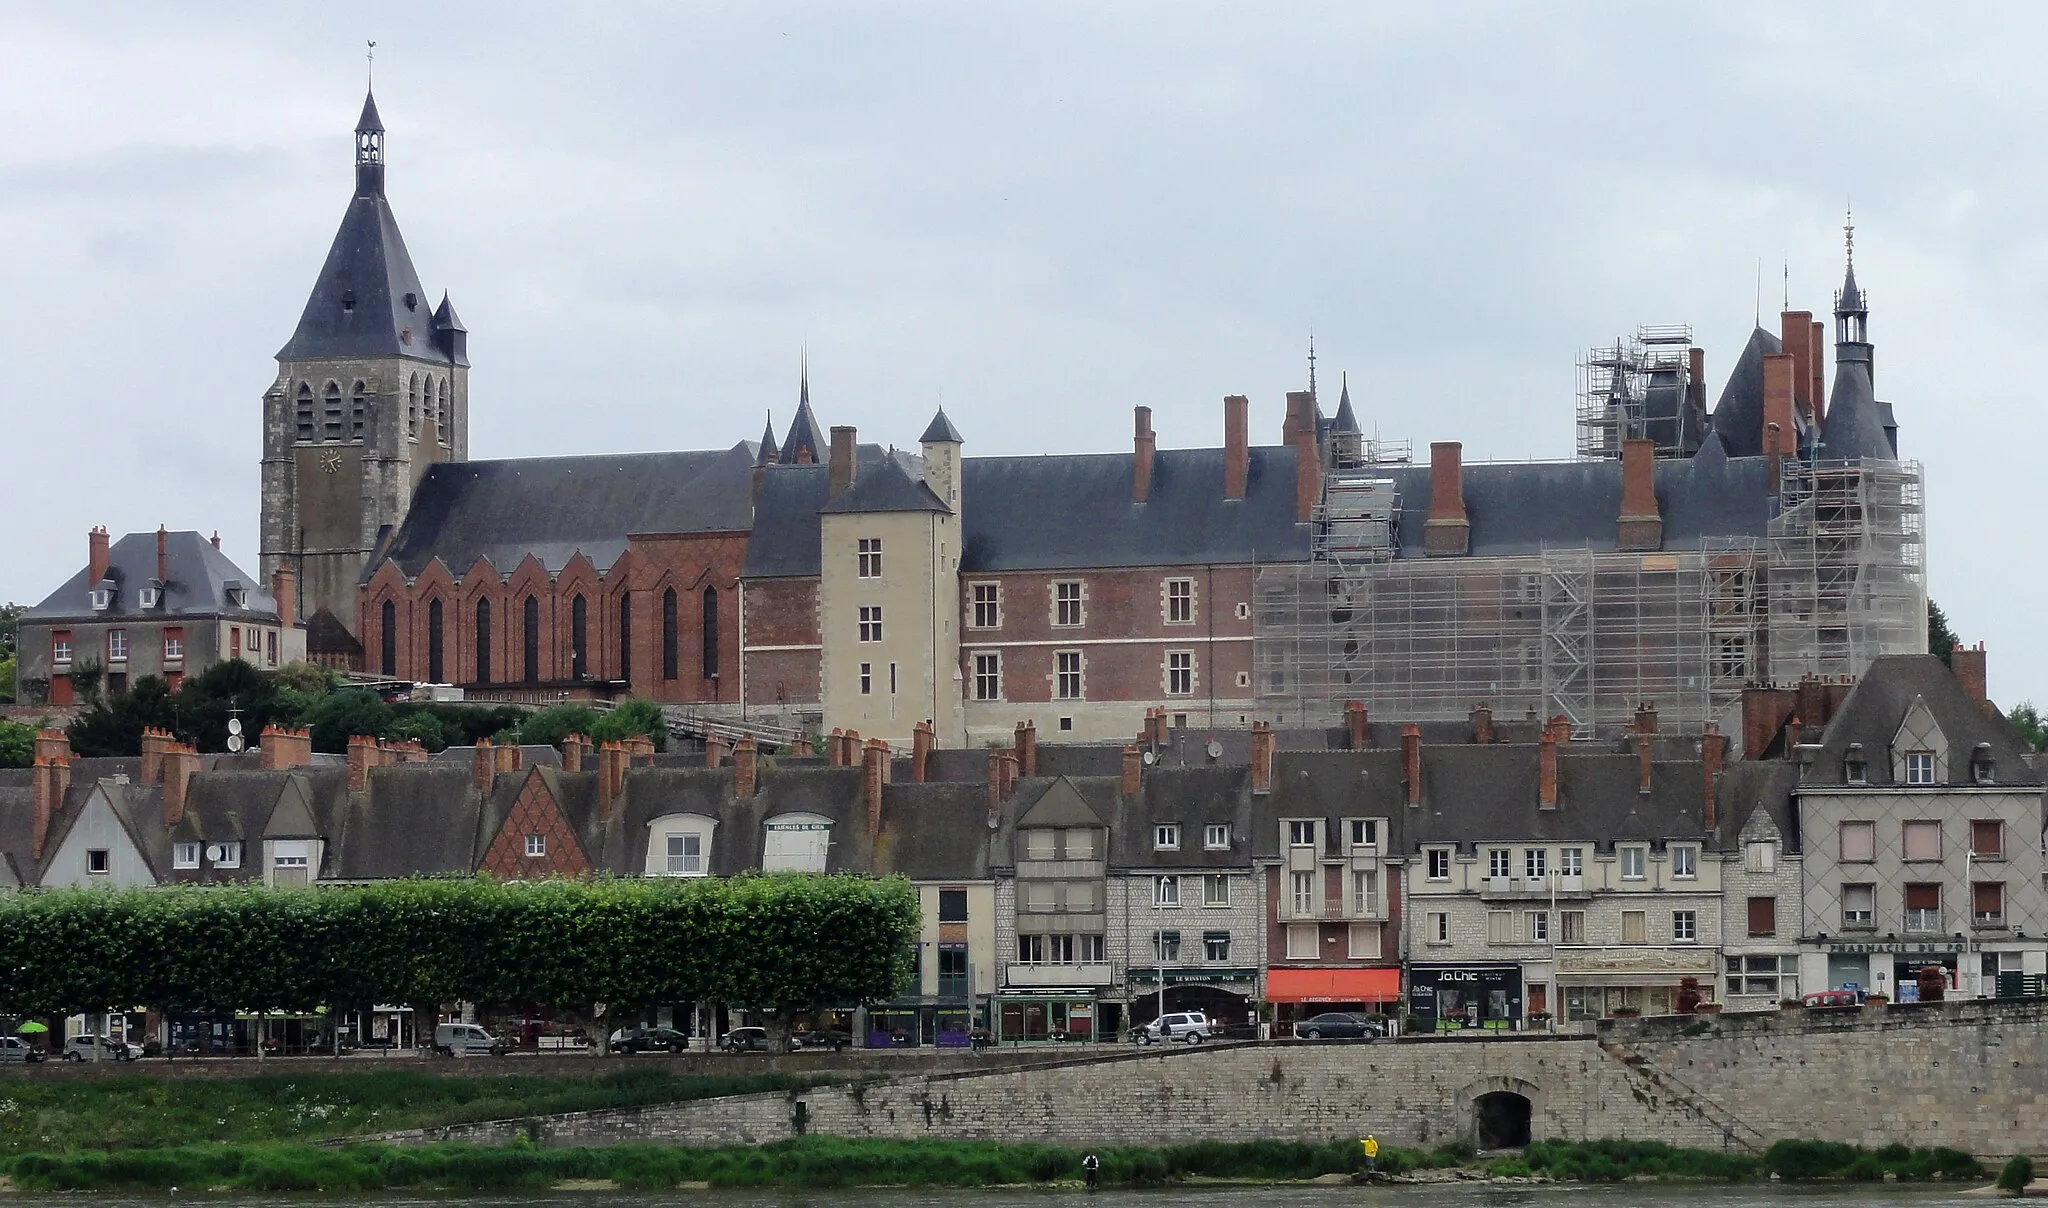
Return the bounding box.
[320,451,344,474]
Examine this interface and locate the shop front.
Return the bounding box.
[1128,967,1260,1034]
[1818,939,1977,1000]
[865,996,981,1047]
[993,993,1102,1042]
[1555,946,1718,1020]
[1265,967,1402,1031]
[1408,963,1521,1031]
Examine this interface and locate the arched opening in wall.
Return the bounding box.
[323,382,343,440]
[427,598,445,684]
[522,596,541,684]
[350,381,367,440]
[295,384,315,442]
[380,600,397,676]
[701,586,719,683]
[570,594,588,681]
[1474,1091,1531,1150]
[407,374,420,440]
[618,594,632,684]
[437,379,450,443]
[662,588,679,681]
[474,598,492,685]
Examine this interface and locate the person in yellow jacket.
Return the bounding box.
[1361,1134,1379,1173]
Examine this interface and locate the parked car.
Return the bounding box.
[609,1026,690,1054]
[0,1036,45,1064]
[1293,1012,1386,1040]
[431,1023,509,1057]
[721,1026,771,1053]
[1135,1011,1212,1044]
[1802,989,1860,1009]
[63,1035,143,1062]
[790,1027,852,1052]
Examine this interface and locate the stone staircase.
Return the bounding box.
[1596,1033,1770,1153]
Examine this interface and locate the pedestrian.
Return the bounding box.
[1082,1152,1101,1191]
[1361,1133,1379,1174]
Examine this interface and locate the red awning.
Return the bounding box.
[1266,967,1402,1003]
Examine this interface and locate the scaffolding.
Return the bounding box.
[1577,325,1695,460]
[1764,458,1927,682]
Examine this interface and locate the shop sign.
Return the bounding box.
[1128,968,1256,986]
[1555,947,1716,976]
[1823,940,1975,955]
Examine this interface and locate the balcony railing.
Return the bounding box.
[1903,909,1944,934]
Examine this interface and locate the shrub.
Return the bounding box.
[1998,1155,2034,1193]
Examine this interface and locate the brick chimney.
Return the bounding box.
[1223,395,1249,501]
[1616,438,1663,551]
[271,565,296,629]
[496,741,521,776]
[88,526,110,589]
[347,734,378,793]
[1250,720,1273,795]
[1469,702,1494,745]
[1784,714,1803,754]
[826,729,844,767]
[1702,723,1724,829]
[988,748,1006,819]
[827,426,857,499]
[626,734,656,764]
[140,727,171,784]
[1740,686,1796,761]
[597,741,628,819]
[1149,707,1169,748]
[1951,642,1989,706]
[1539,724,1560,810]
[1132,406,1156,503]
[260,726,313,771]
[863,739,887,837]
[1762,353,1797,457]
[1344,700,1368,751]
[734,735,758,799]
[1634,729,1653,796]
[701,734,725,769]
[30,730,72,858]
[1015,718,1037,777]
[1810,320,1827,420]
[1781,311,1816,414]
[1633,702,1659,735]
[1286,391,1321,523]
[1423,442,1469,555]
[911,720,933,783]
[156,525,169,588]
[1401,724,1421,807]
[1121,744,1142,796]
[1001,752,1019,799]
[163,742,201,826]
[1687,347,1707,419]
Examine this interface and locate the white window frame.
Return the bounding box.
[1288,820,1317,848]
[1671,845,1698,879]
[1906,751,1936,786]
[87,848,111,875]
[1672,910,1697,942]
[1559,847,1584,877]
[1347,819,1379,852]
[173,841,200,869]
[1426,911,1450,944]
[107,629,128,661]
[856,537,883,578]
[525,833,546,858]
[1165,578,1193,624]
[1526,910,1549,942]
[1290,870,1315,915]
[973,651,1001,700]
[1053,580,1084,627]
[1023,829,1058,861]
[1488,848,1512,878]
[1203,873,1229,906]
[1526,848,1547,879]
[1351,869,1378,917]
[1620,845,1647,880]
[214,841,242,869]
[1204,823,1230,850]
[1426,848,1451,880]
[1153,875,1180,908]
[1154,824,1181,851]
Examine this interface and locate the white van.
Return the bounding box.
[432,1022,509,1057]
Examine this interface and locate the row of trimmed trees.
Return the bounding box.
[0,875,920,1048]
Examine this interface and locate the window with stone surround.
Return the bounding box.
[1902,820,1941,862]
[1746,896,1775,937]
[1906,752,1935,786]
[1671,845,1698,879]
[1287,924,1318,959]
[1839,820,1876,862]
[1426,848,1451,880]
[1349,922,1381,957]
[970,583,1000,628]
[1972,820,2005,858]
[1055,650,1082,699]
[1672,910,1697,942]
[1165,578,1193,624]
[1204,874,1229,906]
[1620,910,1647,944]
[1841,883,1874,928]
[1166,650,1193,695]
[972,652,1001,700]
[1620,845,1646,880]
[1487,911,1514,944]
[857,537,883,578]
[1053,581,1084,627]
[1560,910,1586,943]
[1425,912,1450,944]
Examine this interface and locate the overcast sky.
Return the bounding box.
[4,3,2043,702]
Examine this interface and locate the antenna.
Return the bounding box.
[1754,260,1761,327]
[1782,258,1789,311]
[1843,201,1855,267]
[367,40,376,88]
[1307,328,1318,401]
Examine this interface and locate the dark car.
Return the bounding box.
[720,1026,771,1053]
[1293,1012,1386,1040]
[609,1026,690,1054]
[1802,989,1859,1009]
[791,1027,852,1052]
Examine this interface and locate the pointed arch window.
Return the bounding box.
[437,379,451,444]
[323,382,344,441]
[571,594,588,680]
[662,588,679,681]
[522,595,541,684]
[379,599,397,676]
[701,586,720,681]
[406,374,420,440]
[350,380,368,439]
[427,598,445,684]
[474,598,492,685]
[619,594,632,684]
[294,384,315,442]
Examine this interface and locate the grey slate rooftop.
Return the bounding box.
[26,530,286,623]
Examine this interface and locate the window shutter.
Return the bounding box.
[1747,896,1776,936]
[1905,883,1940,911]
[1974,882,2003,914]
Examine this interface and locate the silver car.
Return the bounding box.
[0,1035,46,1064]
[63,1035,143,1062]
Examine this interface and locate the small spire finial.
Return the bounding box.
[799,344,809,409]
[1307,328,1318,401]
[367,40,376,88]
[1844,201,1855,268]
[1782,258,1789,312]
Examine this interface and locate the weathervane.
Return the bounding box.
[1844,202,1855,267]
[367,40,377,87]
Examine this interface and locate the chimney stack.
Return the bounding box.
[597,741,628,818]
[1616,438,1663,551]
[1470,702,1495,745]
[347,734,378,793]
[1539,724,1560,810]
[1285,391,1321,523]
[827,426,857,498]
[1951,642,1989,707]
[1633,702,1659,735]
[1780,311,1816,414]
[1000,752,1018,800]
[30,730,72,859]
[1250,720,1274,795]
[702,734,726,769]
[1015,718,1037,777]
[864,739,887,837]
[1223,395,1250,501]
[826,729,844,767]
[1149,707,1170,748]
[734,735,758,799]
[1762,353,1797,457]
[1687,347,1707,419]
[496,741,521,776]
[140,727,172,784]
[259,726,313,771]
[88,526,110,589]
[911,720,933,783]
[1810,320,1827,420]
[1344,700,1368,751]
[156,525,169,588]
[472,739,496,794]
[560,733,588,771]
[1121,744,1142,796]
[272,565,296,629]
[210,531,220,550]
[1634,729,1653,796]
[1702,723,1724,830]
[1132,406,1156,503]
[162,743,200,826]
[1784,714,1804,754]
[988,748,1006,818]
[1401,724,1422,807]
[1424,442,1469,555]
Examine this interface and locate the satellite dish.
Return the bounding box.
[1206,740,1223,760]
[226,735,245,753]
[1141,749,1158,766]
[227,718,244,736]
[206,844,228,862]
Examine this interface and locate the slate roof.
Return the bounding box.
[743,447,928,578]
[25,530,286,623]
[277,188,456,365]
[374,445,757,579]
[919,408,964,444]
[780,395,826,466]
[1706,327,1781,458]
[1819,351,1894,462]
[333,764,488,879]
[1801,655,2042,788]
[1332,377,1359,434]
[819,456,950,515]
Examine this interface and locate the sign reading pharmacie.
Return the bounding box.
[1822,939,1980,955]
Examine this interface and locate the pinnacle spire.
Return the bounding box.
[756,412,779,466]
[354,88,386,197]
[1332,372,1359,434]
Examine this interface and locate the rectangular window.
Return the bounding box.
[1488,848,1512,879]
[666,833,703,875]
[1055,650,1082,699]
[1153,875,1180,907]
[1017,934,1045,963]
[1525,848,1547,879]
[1906,752,1936,785]
[1351,870,1378,916]
[1904,882,1942,933]
[1290,870,1315,915]
[1065,882,1097,912]
[1152,930,1181,961]
[1166,650,1193,695]
[1054,581,1083,627]
[214,842,242,869]
[1204,823,1230,850]
[1023,830,1057,860]
[1975,881,2006,926]
[1064,827,1096,859]
[1839,821,1876,862]
[1203,931,1230,962]
[1287,923,1318,959]
[1025,882,1055,912]
[1348,922,1381,958]
[938,945,969,995]
[858,606,883,642]
[1559,847,1584,877]
[1348,819,1379,851]
[1289,820,1317,847]
[1745,841,1776,873]
[857,537,883,578]
[1621,910,1648,944]
[972,652,1000,700]
[88,849,110,875]
[1426,912,1450,944]
[1972,820,2005,858]
[1728,954,1797,999]
[859,662,872,695]
[272,848,310,887]
[51,630,72,664]
[1487,910,1514,944]
[525,834,546,858]
[890,663,897,694]
[1204,873,1229,906]
[1154,824,1180,851]
[163,627,185,661]
[1078,935,1105,963]
[1842,883,1875,927]
[970,583,1000,628]
[1560,910,1586,943]
[1673,910,1698,942]
[1746,896,1775,937]
[1526,910,1549,942]
[1427,849,1451,880]
[1166,578,1193,624]
[173,842,200,869]
[1902,820,1941,861]
[1620,846,1646,879]
[107,629,128,661]
[1671,846,1698,879]
[939,888,969,923]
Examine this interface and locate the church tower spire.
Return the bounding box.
[1834,206,1867,345]
[355,88,386,198]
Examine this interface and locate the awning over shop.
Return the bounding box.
[1266,967,1401,1003]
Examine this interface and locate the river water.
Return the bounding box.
[0,1186,1990,1208]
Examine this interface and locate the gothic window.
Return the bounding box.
[521,595,541,683]
[427,598,445,684]
[618,594,632,683]
[571,594,588,680]
[406,374,420,440]
[323,382,343,440]
[295,384,315,442]
[474,598,492,684]
[701,587,719,680]
[437,379,451,443]
[379,599,397,676]
[662,588,679,680]
[350,380,367,439]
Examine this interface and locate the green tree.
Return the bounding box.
[0,601,25,660]
[590,698,668,751]
[2008,702,2047,753]
[517,703,600,749]
[274,661,337,695]
[0,652,15,705]
[66,675,178,757]
[174,659,285,752]
[301,689,395,754]
[387,710,449,752]
[0,718,35,769]
[1929,599,1958,666]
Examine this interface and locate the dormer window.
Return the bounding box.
[223,580,245,608]
[139,582,163,609]
[1844,742,1868,786]
[1154,824,1180,851]
[89,585,113,611]
[1905,752,1935,786]
[1972,743,1995,785]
